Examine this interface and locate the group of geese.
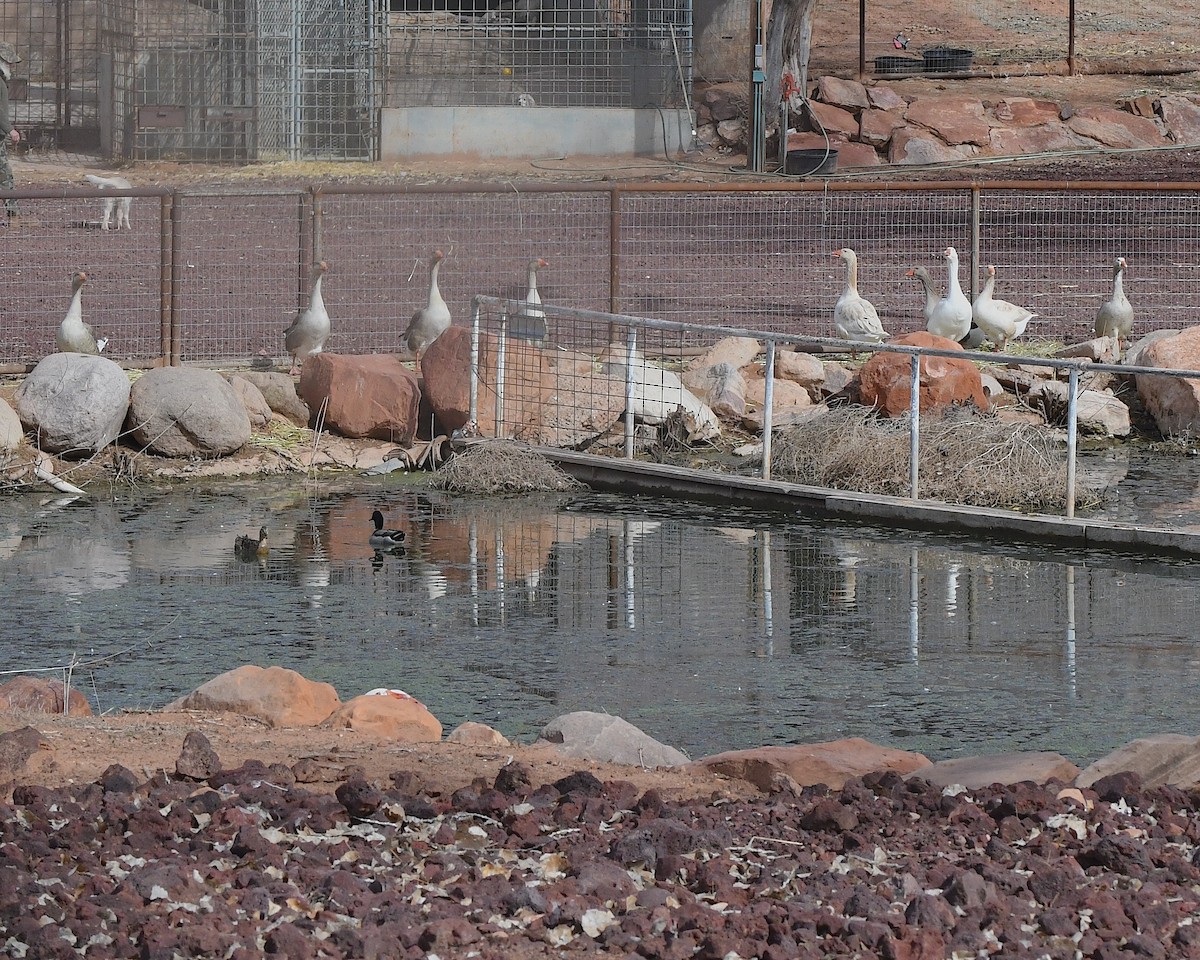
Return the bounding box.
[833,247,1134,353]
[234,509,406,561]
[283,251,550,376]
[52,251,551,373]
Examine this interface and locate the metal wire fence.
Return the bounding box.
[1,179,1198,370]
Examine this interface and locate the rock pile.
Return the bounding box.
[696,76,1200,167]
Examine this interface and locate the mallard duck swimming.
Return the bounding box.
[234,526,269,558]
[369,510,406,549]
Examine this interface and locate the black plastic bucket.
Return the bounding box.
[923,47,974,73]
[785,148,839,176]
[873,55,923,76]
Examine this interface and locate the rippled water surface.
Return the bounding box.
[2,455,1199,765]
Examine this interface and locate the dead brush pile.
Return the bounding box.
[772,407,1096,511]
[430,440,585,495]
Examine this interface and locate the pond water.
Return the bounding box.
[2,448,1198,766]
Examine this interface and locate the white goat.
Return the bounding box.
[85,174,133,231]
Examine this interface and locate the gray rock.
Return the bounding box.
[0,397,22,452]
[910,751,1081,789]
[1076,734,1200,789]
[127,367,251,457]
[1029,380,1131,437]
[233,371,310,425]
[13,353,130,454]
[535,711,689,768]
[227,375,274,429]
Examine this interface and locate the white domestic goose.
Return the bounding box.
[972,264,1036,353]
[1094,256,1133,346]
[283,260,331,376]
[909,265,986,348]
[832,248,888,343]
[402,249,452,359]
[926,246,973,342]
[56,271,108,355]
[512,256,549,344]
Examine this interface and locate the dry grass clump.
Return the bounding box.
[773,406,1095,511]
[430,440,586,495]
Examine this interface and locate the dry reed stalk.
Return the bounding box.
[430,440,585,495]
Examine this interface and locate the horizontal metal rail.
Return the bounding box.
[471,294,1200,523]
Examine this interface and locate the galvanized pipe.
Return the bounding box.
[762,340,776,480]
[469,300,481,430]
[909,354,921,499]
[168,194,182,366]
[970,185,981,302]
[495,311,508,438]
[1065,366,1079,519]
[624,326,638,460]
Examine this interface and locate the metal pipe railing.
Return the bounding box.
[470,294,1200,523]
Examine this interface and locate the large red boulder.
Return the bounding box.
[0,676,93,716]
[166,665,339,728]
[855,332,990,417]
[1135,327,1200,436]
[298,353,419,444]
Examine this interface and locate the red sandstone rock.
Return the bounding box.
[836,140,883,166]
[1136,327,1200,435]
[1066,105,1167,149]
[911,751,1081,789]
[1160,95,1200,145]
[855,331,991,417]
[687,737,932,791]
[322,693,443,742]
[904,95,991,146]
[889,127,970,164]
[817,75,870,112]
[297,353,420,443]
[804,100,860,139]
[859,107,905,147]
[0,676,92,716]
[166,665,340,728]
[994,97,1063,126]
[988,121,1094,156]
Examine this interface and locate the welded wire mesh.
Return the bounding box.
[171,190,309,363]
[386,0,691,109]
[0,0,101,151]
[313,187,613,355]
[0,191,164,365]
[1,181,1199,368]
[824,0,1193,79]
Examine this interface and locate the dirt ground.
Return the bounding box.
[1,708,761,805]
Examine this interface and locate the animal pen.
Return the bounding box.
[0,0,1189,160]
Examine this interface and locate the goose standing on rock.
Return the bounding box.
[283,260,330,376]
[972,264,1036,353]
[369,510,406,550]
[402,249,452,359]
[511,257,549,344]
[1094,256,1133,347]
[832,248,888,343]
[56,271,108,354]
[925,246,973,342]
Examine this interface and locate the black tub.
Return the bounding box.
[873,55,923,76]
[786,148,839,176]
[923,47,974,73]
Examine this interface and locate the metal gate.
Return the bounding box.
[259,0,382,161]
